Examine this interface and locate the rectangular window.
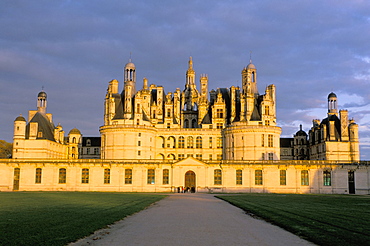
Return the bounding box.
[187,154,193,158]
[187,136,193,148]
[196,137,202,148]
[265,105,270,115]
[209,154,212,160]
[35,168,42,184]
[163,169,169,185]
[236,170,242,185]
[195,154,202,160]
[82,168,89,184]
[323,170,331,186]
[280,170,286,185]
[268,153,273,160]
[125,169,132,184]
[94,148,99,155]
[301,170,309,186]
[261,134,265,147]
[178,154,185,160]
[268,135,273,147]
[209,137,213,148]
[138,150,141,156]
[216,123,223,129]
[217,154,222,160]
[138,141,141,146]
[87,148,90,154]
[214,169,222,185]
[104,168,110,184]
[255,170,263,185]
[216,109,224,118]
[217,137,222,148]
[167,123,170,128]
[147,169,155,184]
[59,168,66,184]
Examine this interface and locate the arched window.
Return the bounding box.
[167,154,175,160]
[168,136,176,148]
[72,137,76,143]
[187,136,194,148]
[159,136,165,148]
[178,136,185,148]
[196,136,202,148]
[192,119,197,128]
[184,119,189,128]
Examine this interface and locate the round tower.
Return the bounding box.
[13,114,27,158]
[68,128,82,159]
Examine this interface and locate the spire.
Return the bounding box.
[249,51,252,64]
[188,56,193,70]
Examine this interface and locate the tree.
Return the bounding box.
[0,140,12,158]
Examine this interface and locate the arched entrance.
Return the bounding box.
[185,171,196,192]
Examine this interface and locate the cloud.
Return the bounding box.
[1,0,370,159]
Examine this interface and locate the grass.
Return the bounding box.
[217,193,370,246]
[0,192,166,246]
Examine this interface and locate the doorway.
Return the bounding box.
[13,168,20,191]
[185,171,196,191]
[348,170,355,194]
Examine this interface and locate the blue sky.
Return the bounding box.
[1,0,370,159]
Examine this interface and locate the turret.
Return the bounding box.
[124,59,136,116]
[13,115,26,140]
[241,60,258,95]
[68,128,82,159]
[328,92,338,116]
[37,91,47,114]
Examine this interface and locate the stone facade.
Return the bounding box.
[4,57,366,194]
[1,159,369,194]
[100,58,281,161]
[281,92,360,161]
[12,91,82,159]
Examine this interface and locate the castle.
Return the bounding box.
[2,57,368,194]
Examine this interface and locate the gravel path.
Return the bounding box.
[70,193,314,246]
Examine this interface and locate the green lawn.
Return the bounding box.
[0,192,166,246]
[217,193,370,246]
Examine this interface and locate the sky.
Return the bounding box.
[1,0,370,159]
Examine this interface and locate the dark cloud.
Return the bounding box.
[1,0,369,158]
